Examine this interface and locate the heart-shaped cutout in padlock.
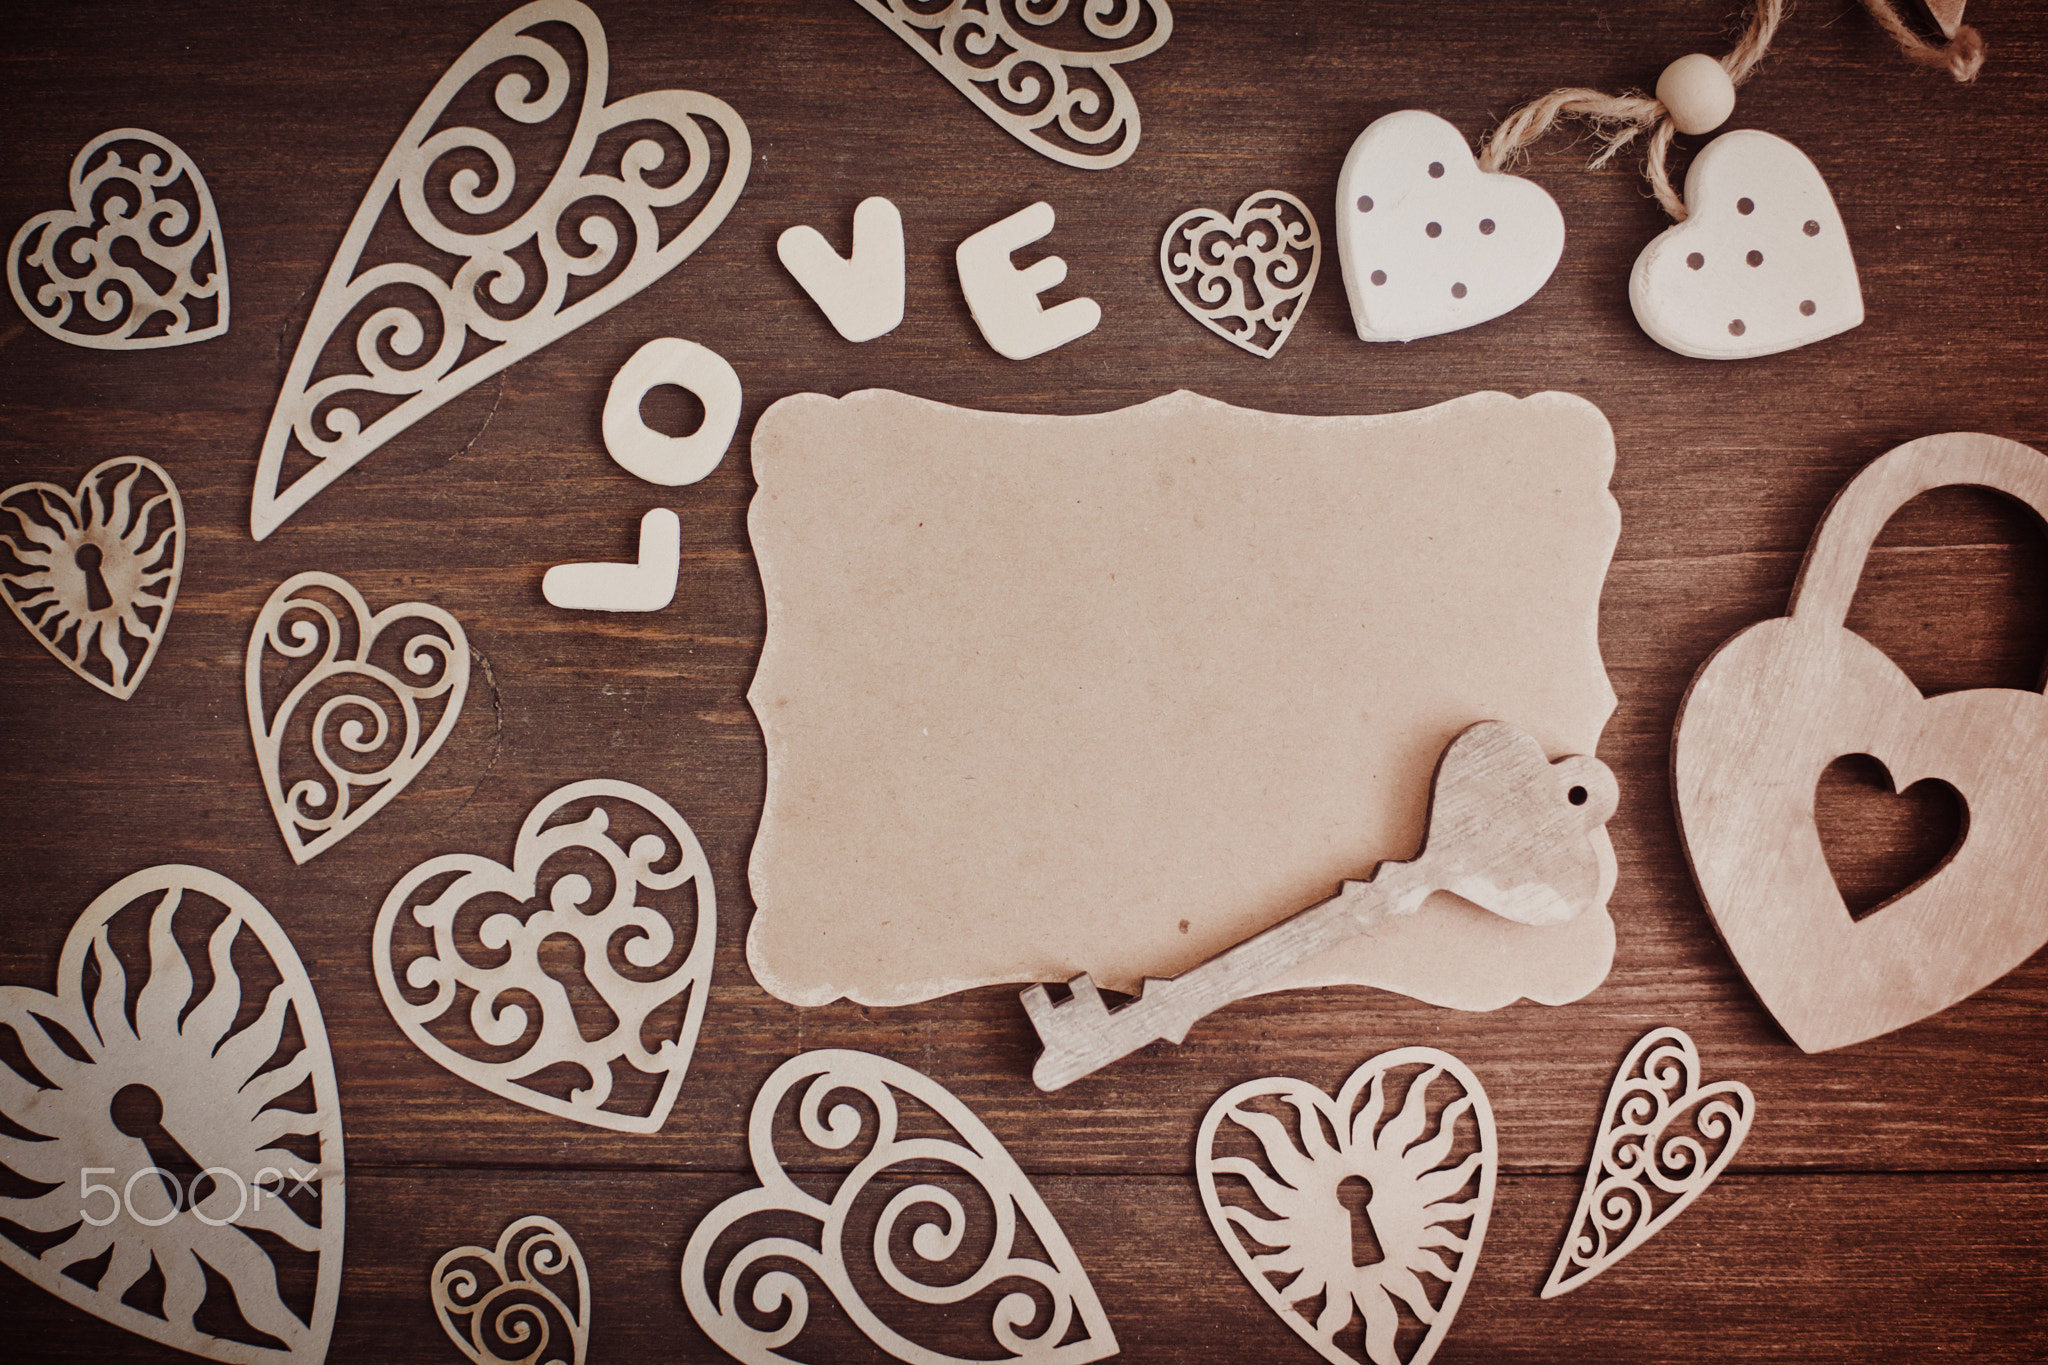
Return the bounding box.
[1675,432,2048,1052]
[1160,190,1321,358]
[1196,1047,1496,1365]
[374,779,715,1132]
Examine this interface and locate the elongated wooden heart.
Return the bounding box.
[0,865,344,1363]
[1160,190,1321,358]
[1197,1048,1495,1365]
[9,129,227,349]
[246,570,469,864]
[433,1216,590,1365]
[1541,1027,1754,1297]
[1,456,183,699]
[249,0,751,539]
[681,1049,1118,1364]
[374,780,714,1133]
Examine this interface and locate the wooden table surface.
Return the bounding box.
[4,2,2046,1361]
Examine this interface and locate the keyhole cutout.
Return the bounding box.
[1339,1174,1386,1267]
[75,542,114,612]
[111,1083,212,1211]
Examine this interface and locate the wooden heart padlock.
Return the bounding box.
[1675,432,2048,1052]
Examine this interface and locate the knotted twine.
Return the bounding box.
[1477,0,1986,222]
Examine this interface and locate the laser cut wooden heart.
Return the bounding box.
[1161,190,1321,358]
[681,1049,1118,1364]
[0,456,183,699]
[1676,432,2048,1051]
[1541,1027,1754,1297]
[250,0,751,539]
[1197,1048,1496,1365]
[374,779,714,1133]
[0,865,344,1364]
[9,128,228,349]
[432,1216,590,1365]
[246,570,469,864]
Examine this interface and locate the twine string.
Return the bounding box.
[1858,0,1986,82]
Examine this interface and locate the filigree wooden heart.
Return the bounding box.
[1,456,183,699]
[1541,1027,1754,1297]
[246,570,469,864]
[1197,1048,1495,1365]
[250,0,751,539]
[681,1049,1119,1364]
[433,1216,590,1365]
[0,865,344,1363]
[9,129,228,349]
[1161,191,1321,358]
[373,779,714,1133]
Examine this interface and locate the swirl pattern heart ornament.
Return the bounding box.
[1,456,183,699]
[249,0,751,540]
[852,0,1172,170]
[246,570,470,864]
[682,1049,1119,1365]
[374,780,715,1133]
[0,865,344,1364]
[1197,1048,1495,1365]
[433,1216,590,1365]
[8,128,228,349]
[1540,1027,1753,1297]
[1161,191,1321,358]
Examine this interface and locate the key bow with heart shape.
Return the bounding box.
[432,1216,590,1365]
[1675,431,2048,1051]
[250,0,751,539]
[374,780,715,1133]
[1161,190,1321,358]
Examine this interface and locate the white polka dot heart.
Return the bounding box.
[1334,109,1565,343]
[1630,130,1863,360]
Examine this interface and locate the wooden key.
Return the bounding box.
[1020,721,1619,1090]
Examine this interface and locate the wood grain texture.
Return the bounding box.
[3,1,2046,1360]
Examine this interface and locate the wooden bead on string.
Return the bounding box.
[1656,54,1737,136]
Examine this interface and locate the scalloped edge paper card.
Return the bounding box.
[746,388,1619,1008]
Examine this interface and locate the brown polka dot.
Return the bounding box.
[1803,220,1820,236]
[1451,282,1468,299]
[1479,218,1496,235]
[1800,299,1816,316]
[1728,319,1747,336]
[1737,197,1754,215]
[1746,250,1764,267]
[1370,269,1387,286]
[1687,252,1705,270]
[1357,195,1374,213]
[1425,222,1442,238]
[1428,161,1445,178]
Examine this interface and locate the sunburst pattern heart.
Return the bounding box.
[1,456,183,699]
[1542,1026,1753,1297]
[373,779,715,1133]
[681,1049,1119,1364]
[0,865,344,1364]
[1161,190,1321,358]
[432,1215,590,1365]
[249,0,751,539]
[1197,1047,1496,1365]
[8,128,228,349]
[246,570,469,864]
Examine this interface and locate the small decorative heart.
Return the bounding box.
[0,865,344,1363]
[1161,190,1321,358]
[1629,129,1863,359]
[246,570,469,864]
[432,1216,590,1365]
[374,779,715,1133]
[1,456,183,699]
[8,128,228,349]
[681,1049,1119,1365]
[250,0,752,539]
[1540,1027,1754,1297]
[1335,109,1565,343]
[1197,1047,1496,1365]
